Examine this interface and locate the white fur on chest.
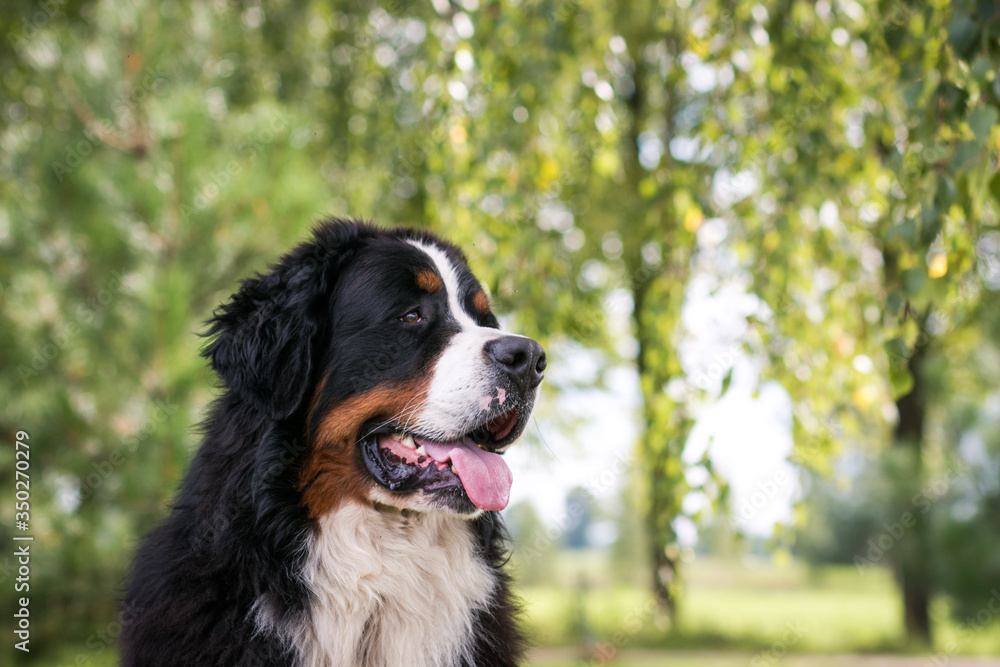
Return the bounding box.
[294,503,496,667]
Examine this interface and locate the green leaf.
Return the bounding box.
[948,15,979,59]
[979,0,1000,24]
[990,172,1000,203]
[889,362,915,398]
[884,336,908,361]
[934,175,957,210]
[903,80,924,109]
[936,82,970,119]
[893,218,917,245]
[721,367,733,396]
[920,209,941,245]
[884,337,915,398]
[902,267,926,296]
[951,140,982,170]
[887,291,905,317]
[971,56,994,83]
[967,107,998,142]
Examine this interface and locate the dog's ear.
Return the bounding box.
[203,221,368,420]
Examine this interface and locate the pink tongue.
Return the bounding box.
[417,438,512,511]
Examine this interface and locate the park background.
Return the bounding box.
[3,0,1000,665]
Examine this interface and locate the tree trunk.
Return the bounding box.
[633,278,682,622]
[893,338,933,644]
[650,527,679,618]
[618,13,690,625]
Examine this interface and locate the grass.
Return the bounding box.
[516,554,1000,656]
[30,648,119,667]
[26,555,1000,666]
[526,650,1000,666]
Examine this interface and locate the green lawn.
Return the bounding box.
[527,649,1000,666]
[26,556,1000,666]
[30,648,1000,667]
[517,555,1000,656]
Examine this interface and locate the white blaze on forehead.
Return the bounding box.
[406,239,478,329]
[406,238,507,439]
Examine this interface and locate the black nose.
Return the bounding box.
[485,336,546,389]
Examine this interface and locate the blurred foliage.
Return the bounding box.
[519,555,999,654]
[797,287,1000,625]
[712,0,1000,643]
[2,0,1000,660]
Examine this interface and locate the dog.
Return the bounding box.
[120,220,545,666]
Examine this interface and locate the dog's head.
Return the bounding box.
[204,220,544,517]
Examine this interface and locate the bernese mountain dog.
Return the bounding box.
[121,220,545,666]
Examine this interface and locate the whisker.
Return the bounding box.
[360,392,429,441]
[532,414,557,459]
[396,399,427,434]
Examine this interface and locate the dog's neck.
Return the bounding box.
[291,502,496,667]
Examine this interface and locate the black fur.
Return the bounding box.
[121,219,526,666]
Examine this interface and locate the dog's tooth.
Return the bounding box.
[450,466,457,474]
[415,445,428,456]
[400,434,416,449]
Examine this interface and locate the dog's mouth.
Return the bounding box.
[360,408,523,512]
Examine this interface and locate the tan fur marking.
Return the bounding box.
[472,290,490,315]
[415,269,443,294]
[299,382,429,519]
[306,372,329,425]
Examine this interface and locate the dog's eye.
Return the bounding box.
[400,310,422,324]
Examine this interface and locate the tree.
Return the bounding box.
[0,0,618,654]
[730,0,1000,643]
[4,0,1000,658]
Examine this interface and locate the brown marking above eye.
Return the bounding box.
[415,269,443,294]
[472,290,490,315]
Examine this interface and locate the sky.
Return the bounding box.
[504,218,800,545]
[505,348,798,545]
